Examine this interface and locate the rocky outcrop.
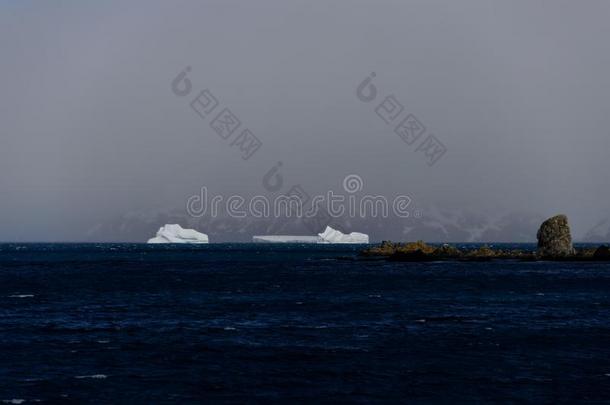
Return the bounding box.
[593,245,610,260]
[365,243,536,262]
[536,215,575,258]
[358,214,610,262]
[431,244,463,258]
[362,240,435,257]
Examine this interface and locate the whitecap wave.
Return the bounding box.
[75,374,107,379]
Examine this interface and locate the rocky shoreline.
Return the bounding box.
[361,215,610,262]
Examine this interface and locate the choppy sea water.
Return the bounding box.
[1,243,610,403]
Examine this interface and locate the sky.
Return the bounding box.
[1,0,609,241]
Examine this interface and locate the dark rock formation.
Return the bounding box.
[360,215,610,262]
[362,240,436,257]
[536,215,575,258]
[466,245,497,261]
[593,245,610,260]
[432,244,463,258]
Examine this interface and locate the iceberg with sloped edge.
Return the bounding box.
[252,226,369,244]
[252,235,321,243]
[147,224,209,244]
[318,226,369,244]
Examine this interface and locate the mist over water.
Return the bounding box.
[2,0,610,242]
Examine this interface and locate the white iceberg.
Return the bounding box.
[252,226,369,244]
[318,226,369,244]
[252,235,321,243]
[147,224,209,244]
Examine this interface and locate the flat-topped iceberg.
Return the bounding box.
[252,226,369,244]
[252,235,321,243]
[318,226,369,244]
[147,224,209,244]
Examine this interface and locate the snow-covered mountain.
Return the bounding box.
[583,219,610,243]
[400,208,543,243]
[86,206,547,243]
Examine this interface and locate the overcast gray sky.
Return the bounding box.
[1,0,609,241]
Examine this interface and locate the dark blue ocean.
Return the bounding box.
[2,243,610,403]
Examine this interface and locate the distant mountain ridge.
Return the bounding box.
[583,219,610,243]
[86,206,568,243]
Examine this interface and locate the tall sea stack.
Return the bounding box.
[536,215,575,258]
